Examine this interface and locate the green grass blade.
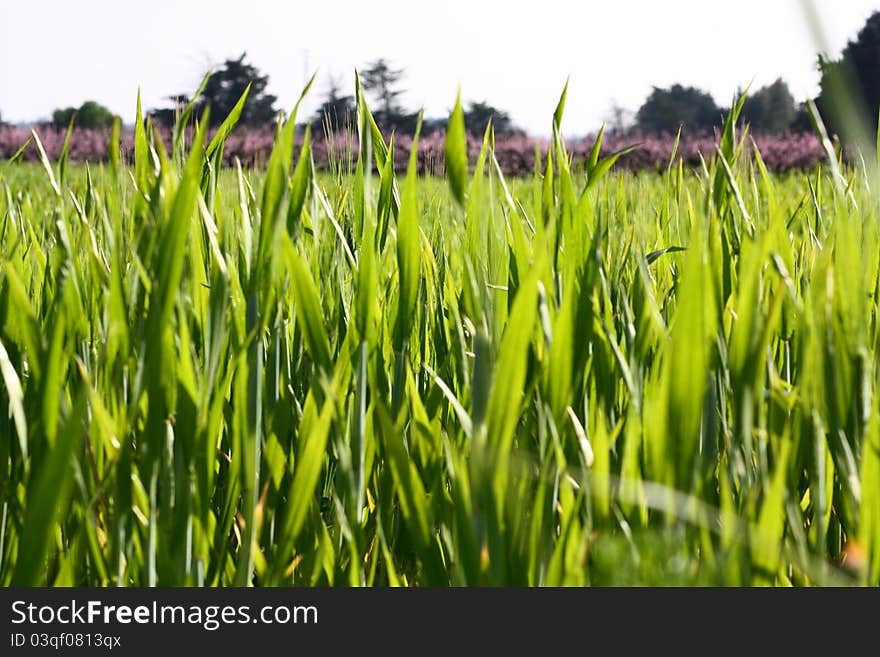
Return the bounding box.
[445,90,468,207]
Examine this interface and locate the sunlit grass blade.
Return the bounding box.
[445,90,468,207]
[0,337,27,460]
[11,394,85,585]
[394,111,423,352]
[282,234,332,374]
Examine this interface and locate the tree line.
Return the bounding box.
[148,55,518,138]
[18,10,880,140]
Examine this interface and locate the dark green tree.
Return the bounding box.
[741,79,797,133]
[815,11,880,140]
[52,107,77,127]
[311,76,356,135]
[200,53,277,127]
[635,84,720,133]
[421,116,448,135]
[149,94,190,129]
[51,100,117,129]
[463,100,513,135]
[791,102,813,132]
[152,53,278,128]
[605,100,634,135]
[360,58,412,131]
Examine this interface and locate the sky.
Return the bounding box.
[1,0,879,136]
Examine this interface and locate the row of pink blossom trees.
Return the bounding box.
[0,125,826,176]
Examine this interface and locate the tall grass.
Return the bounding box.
[0,77,878,586]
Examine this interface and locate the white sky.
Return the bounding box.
[1,0,878,136]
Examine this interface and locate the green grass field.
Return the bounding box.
[1,82,878,586]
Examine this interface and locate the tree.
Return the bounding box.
[816,11,880,140]
[421,116,447,135]
[463,100,513,135]
[311,76,356,135]
[605,100,635,135]
[201,53,277,127]
[741,79,797,133]
[52,107,77,127]
[51,100,117,129]
[790,102,813,133]
[360,58,412,131]
[635,84,720,133]
[152,52,278,129]
[149,94,190,129]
